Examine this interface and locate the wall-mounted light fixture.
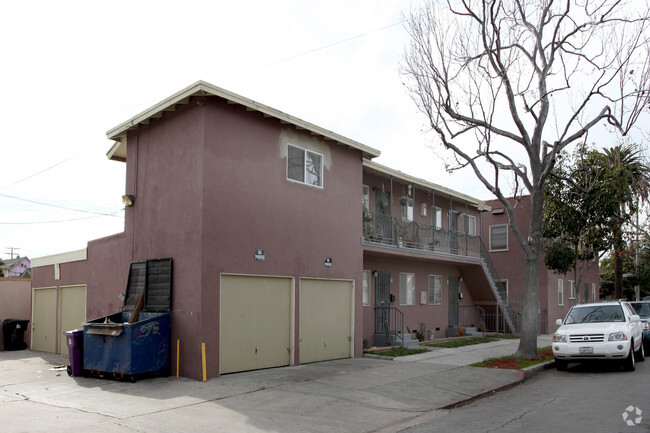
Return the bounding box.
[122,194,135,207]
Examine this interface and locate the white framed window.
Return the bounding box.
[558,279,564,306]
[362,270,371,306]
[496,280,508,305]
[428,275,442,305]
[432,206,442,229]
[568,280,575,299]
[362,185,369,210]
[399,273,415,306]
[401,198,414,221]
[489,224,508,251]
[465,214,477,236]
[591,283,596,301]
[287,144,323,187]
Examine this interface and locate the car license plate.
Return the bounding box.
[579,347,593,354]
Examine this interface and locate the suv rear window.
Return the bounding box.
[565,305,625,324]
[631,302,650,317]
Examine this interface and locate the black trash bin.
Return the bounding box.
[2,319,30,350]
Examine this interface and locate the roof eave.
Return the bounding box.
[106,81,381,161]
[362,159,491,211]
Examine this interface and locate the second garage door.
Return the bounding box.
[299,279,353,364]
[220,275,293,375]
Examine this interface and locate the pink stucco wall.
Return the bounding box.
[201,98,364,376]
[0,278,32,349]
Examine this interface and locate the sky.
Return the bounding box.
[0,0,646,260]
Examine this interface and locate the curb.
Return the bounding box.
[517,359,556,379]
[441,360,555,410]
[363,353,394,361]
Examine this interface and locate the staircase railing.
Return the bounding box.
[478,239,517,333]
[374,306,405,347]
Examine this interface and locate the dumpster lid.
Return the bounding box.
[123,258,172,312]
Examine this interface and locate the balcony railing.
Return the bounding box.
[362,210,481,258]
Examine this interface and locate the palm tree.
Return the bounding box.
[600,144,650,299]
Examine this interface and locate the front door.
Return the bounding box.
[375,272,391,333]
[448,277,460,328]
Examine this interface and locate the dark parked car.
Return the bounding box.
[630,301,650,350]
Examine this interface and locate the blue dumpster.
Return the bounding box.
[83,258,172,382]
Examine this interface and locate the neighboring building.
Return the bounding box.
[32,81,513,380]
[482,196,600,333]
[0,256,31,278]
[0,257,32,350]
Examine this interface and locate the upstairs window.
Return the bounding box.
[464,214,477,236]
[287,144,323,187]
[489,224,508,251]
[401,198,414,221]
[432,206,442,229]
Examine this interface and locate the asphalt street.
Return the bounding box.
[402,359,650,433]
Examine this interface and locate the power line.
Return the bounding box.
[0,193,123,218]
[226,19,406,79]
[0,147,92,191]
[0,211,123,225]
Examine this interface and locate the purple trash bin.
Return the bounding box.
[64,329,84,377]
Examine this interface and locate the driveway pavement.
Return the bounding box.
[0,336,553,433]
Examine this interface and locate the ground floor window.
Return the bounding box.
[362,270,371,306]
[591,283,596,301]
[496,280,508,305]
[558,279,564,306]
[568,280,575,299]
[428,275,442,305]
[400,273,415,306]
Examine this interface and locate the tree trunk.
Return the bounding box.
[515,190,542,359]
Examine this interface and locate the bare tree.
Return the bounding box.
[402,0,650,358]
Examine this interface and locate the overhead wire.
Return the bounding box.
[0,193,123,218]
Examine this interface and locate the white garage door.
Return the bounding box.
[299,279,353,364]
[32,287,57,353]
[32,285,87,355]
[220,275,293,375]
[59,285,87,356]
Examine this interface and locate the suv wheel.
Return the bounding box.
[623,344,636,371]
[634,340,645,362]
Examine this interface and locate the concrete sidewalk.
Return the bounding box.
[0,336,553,433]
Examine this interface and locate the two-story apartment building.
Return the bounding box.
[32,81,512,380]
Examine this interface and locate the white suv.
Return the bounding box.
[553,300,644,371]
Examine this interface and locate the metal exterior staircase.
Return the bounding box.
[478,240,517,334]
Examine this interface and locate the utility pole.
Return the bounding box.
[4,247,20,260]
[635,208,640,301]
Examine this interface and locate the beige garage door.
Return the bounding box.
[32,288,57,353]
[299,279,353,364]
[59,285,87,356]
[220,275,293,375]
